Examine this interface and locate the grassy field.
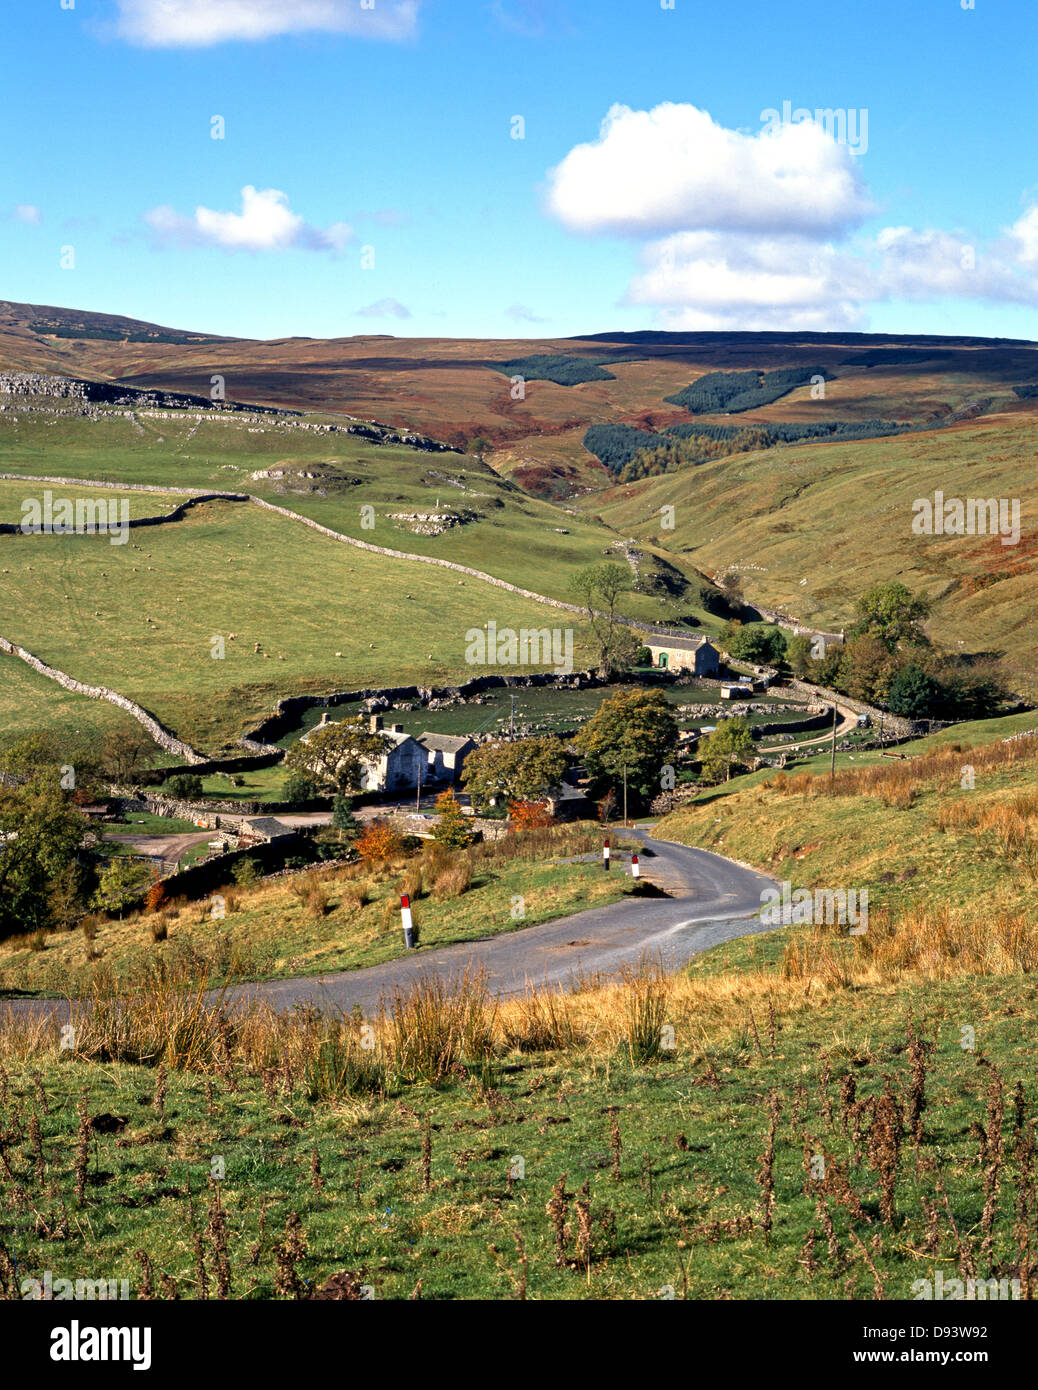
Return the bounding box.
[0,647,160,753]
[0,498,606,754]
[2,724,1037,1298]
[584,415,1038,697]
[0,827,627,994]
[2,951,1036,1299]
[0,407,720,624]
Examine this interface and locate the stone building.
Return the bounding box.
[359,715,427,793]
[416,732,475,783]
[644,635,720,676]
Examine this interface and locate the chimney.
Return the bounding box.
[319,711,330,726]
[392,724,404,734]
[370,714,383,732]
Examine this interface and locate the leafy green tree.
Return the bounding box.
[573,562,639,677]
[839,634,898,705]
[165,773,204,801]
[887,665,941,719]
[283,718,390,797]
[432,789,474,848]
[99,727,155,786]
[930,658,1008,720]
[283,770,318,806]
[462,736,567,811]
[852,582,931,651]
[575,689,679,803]
[232,857,261,888]
[786,634,815,679]
[723,623,786,665]
[91,857,154,918]
[0,779,89,938]
[698,716,755,783]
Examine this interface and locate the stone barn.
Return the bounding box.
[644,635,720,676]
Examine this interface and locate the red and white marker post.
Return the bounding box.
[631,852,640,880]
[603,838,611,871]
[400,893,415,949]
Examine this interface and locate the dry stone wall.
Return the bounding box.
[0,633,204,762]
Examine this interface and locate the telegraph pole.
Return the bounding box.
[622,763,628,828]
[509,694,518,741]
[829,703,838,791]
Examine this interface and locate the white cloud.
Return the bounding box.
[114,0,419,46]
[627,232,870,331]
[1005,205,1038,268]
[546,103,1038,329]
[356,298,412,319]
[144,186,353,254]
[546,102,872,239]
[625,222,1038,331]
[505,303,547,323]
[13,204,41,226]
[871,226,1035,304]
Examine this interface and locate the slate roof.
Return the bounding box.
[644,635,715,652]
[241,817,295,840]
[417,733,475,754]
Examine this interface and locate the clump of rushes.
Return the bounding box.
[621,963,668,1064]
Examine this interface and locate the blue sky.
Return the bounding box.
[2,0,1037,341]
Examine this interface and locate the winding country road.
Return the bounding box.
[0,830,778,1025]
[223,828,778,1018]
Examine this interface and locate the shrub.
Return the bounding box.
[306,885,330,918]
[340,880,370,913]
[508,799,555,830]
[432,862,473,901]
[165,773,204,801]
[232,857,260,888]
[357,820,404,863]
[145,876,166,914]
[431,790,474,849]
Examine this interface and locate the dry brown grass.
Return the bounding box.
[770,736,1035,806]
